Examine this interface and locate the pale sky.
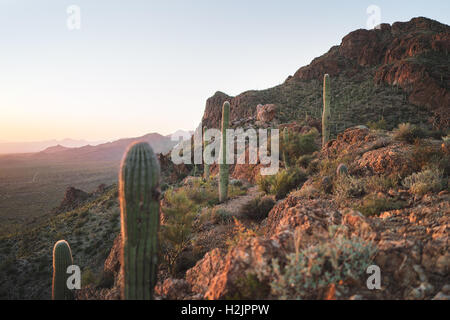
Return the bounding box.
[0,0,448,142]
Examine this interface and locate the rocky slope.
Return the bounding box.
[202,17,449,133]
[77,126,449,300]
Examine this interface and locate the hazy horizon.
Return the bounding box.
[1,0,449,142]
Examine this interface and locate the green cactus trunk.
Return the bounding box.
[119,142,161,300]
[322,74,331,146]
[219,101,230,202]
[283,127,289,169]
[203,126,210,180]
[52,240,74,300]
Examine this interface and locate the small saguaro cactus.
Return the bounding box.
[322,74,331,147]
[219,101,230,202]
[203,126,210,180]
[283,127,290,169]
[336,163,349,176]
[119,142,161,300]
[52,240,74,300]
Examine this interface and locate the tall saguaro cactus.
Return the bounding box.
[322,74,331,146]
[203,126,210,180]
[283,127,289,169]
[52,240,74,300]
[219,101,230,202]
[119,142,161,300]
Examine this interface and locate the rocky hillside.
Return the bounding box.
[76,125,449,300]
[202,17,449,133]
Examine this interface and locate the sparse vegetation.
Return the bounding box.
[271,229,376,300]
[240,196,275,221]
[257,167,308,200]
[402,166,445,196]
[161,189,197,276]
[393,123,426,143]
[357,194,406,216]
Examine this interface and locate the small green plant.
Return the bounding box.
[334,175,365,201]
[161,188,197,276]
[367,117,387,130]
[357,194,406,216]
[240,196,275,221]
[271,231,376,300]
[226,273,271,300]
[402,166,444,196]
[393,123,426,143]
[52,240,74,300]
[257,167,308,200]
[210,208,234,225]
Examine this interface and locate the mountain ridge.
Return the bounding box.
[202,17,449,133]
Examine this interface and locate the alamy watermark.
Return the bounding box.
[171,127,279,176]
[67,5,81,30]
[366,5,382,30]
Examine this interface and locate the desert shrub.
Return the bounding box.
[292,184,320,199]
[296,154,316,168]
[161,189,197,275]
[357,194,406,216]
[257,168,308,200]
[210,208,234,225]
[367,117,387,130]
[334,175,365,200]
[364,175,399,193]
[81,268,98,287]
[226,218,258,248]
[271,230,376,300]
[402,167,445,196]
[226,273,271,300]
[281,128,319,165]
[393,123,426,143]
[240,196,275,221]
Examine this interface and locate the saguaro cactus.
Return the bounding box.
[322,74,331,146]
[119,142,161,300]
[282,127,289,169]
[52,240,74,300]
[203,126,210,180]
[219,101,230,202]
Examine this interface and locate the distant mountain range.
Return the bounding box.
[0,139,106,154]
[0,130,193,157]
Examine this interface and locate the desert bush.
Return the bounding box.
[210,208,234,225]
[226,273,271,300]
[402,167,445,196]
[357,194,406,216]
[81,268,98,287]
[367,117,387,130]
[257,167,308,200]
[240,196,275,221]
[271,230,376,300]
[161,189,197,276]
[226,218,258,248]
[296,154,316,168]
[364,175,399,193]
[281,128,319,165]
[334,175,365,200]
[393,123,426,143]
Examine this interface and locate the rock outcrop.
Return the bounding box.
[202,17,449,131]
